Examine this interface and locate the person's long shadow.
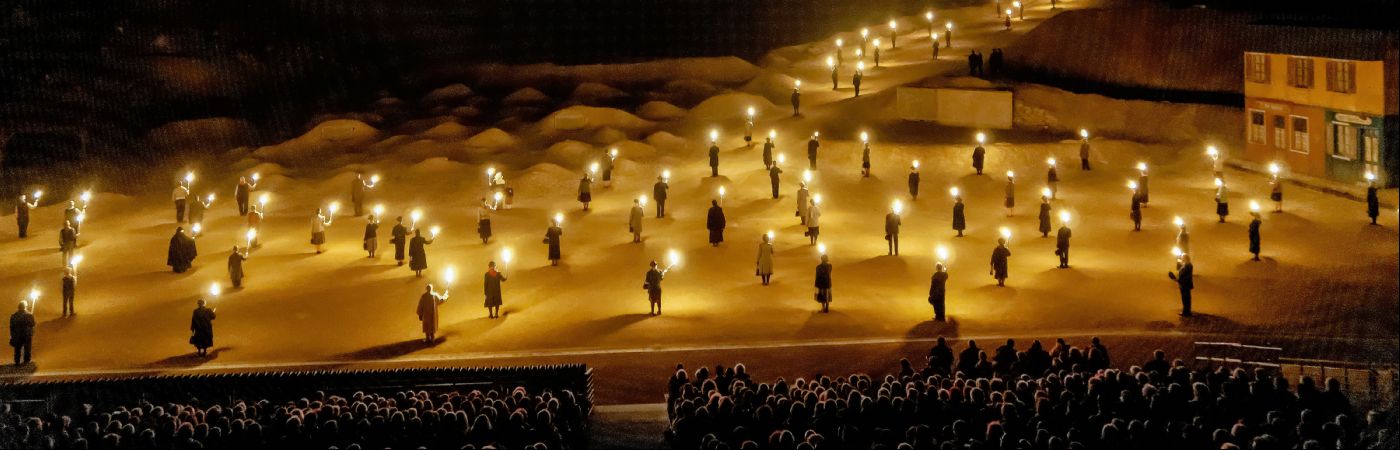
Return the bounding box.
[335,338,442,361]
[36,317,76,334]
[906,318,961,340]
[571,314,651,340]
[145,347,233,369]
[0,363,38,377]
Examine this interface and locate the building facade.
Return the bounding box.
[1243,24,1398,187]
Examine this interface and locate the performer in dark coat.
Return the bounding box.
[476,199,495,244]
[807,133,821,170]
[708,141,721,178]
[1038,198,1052,237]
[929,264,949,321]
[10,302,35,366]
[188,195,209,226]
[1056,223,1072,269]
[654,177,669,218]
[189,299,216,356]
[952,195,967,237]
[1047,161,1060,199]
[1215,178,1230,223]
[791,85,801,116]
[1079,137,1092,171]
[64,201,83,235]
[391,217,409,266]
[364,214,381,258]
[1138,169,1151,206]
[629,199,645,243]
[769,164,783,199]
[990,239,1011,287]
[578,173,594,211]
[830,61,839,90]
[908,165,921,200]
[756,234,775,285]
[1130,188,1143,231]
[762,134,775,169]
[416,284,448,343]
[1248,212,1262,261]
[852,66,863,97]
[602,150,616,186]
[1168,255,1194,317]
[1367,179,1381,225]
[972,145,986,175]
[1004,176,1017,217]
[15,194,38,239]
[350,172,372,216]
[167,227,197,273]
[861,141,872,177]
[1269,174,1284,212]
[645,261,665,316]
[483,261,507,319]
[173,182,189,223]
[544,220,563,266]
[235,176,255,216]
[885,209,902,256]
[814,255,833,313]
[706,201,727,246]
[61,265,77,317]
[227,246,247,288]
[408,229,434,276]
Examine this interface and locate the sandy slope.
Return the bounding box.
[1,1,1395,379]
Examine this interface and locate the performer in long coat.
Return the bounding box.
[852,68,863,97]
[544,221,563,266]
[1367,180,1380,225]
[629,199,644,243]
[173,182,189,223]
[706,201,726,246]
[708,142,721,177]
[61,265,77,317]
[952,196,967,237]
[806,201,822,245]
[416,285,448,342]
[1047,162,1060,199]
[1215,179,1231,223]
[1270,174,1284,212]
[227,246,247,288]
[310,209,330,254]
[1038,197,1052,237]
[351,173,371,216]
[1176,225,1191,254]
[1056,224,1072,269]
[364,214,381,258]
[807,134,821,170]
[64,201,82,234]
[908,166,920,200]
[769,164,783,199]
[990,239,1011,287]
[814,255,833,313]
[1138,170,1151,205]
[168,227,197,273]
[791,87,801,116]
[246,203,263,247]
[756,235,775,285]
[578,174,594,211]
[189,299,216,356]
[653,177,670,218]
[601,151,615,187]
[11,302,35,365]
[408,229,434,276]
[188,195,209,226]
[1168,255,1194,317]
[477,199,495,244]
[59,221,78,263]
[483,262,507,319]
[1004,176,1017,217]
[645,261,665,315]
[391,217,409,266]
[1248,212,1262,261]
[885,210,902,256]
[861,142,872,177]
[15,194,38,239]
[929,264,949,321]
[972,145,986,175]
[762,135,775,169]
[796,183,811,225]
[1130,190,1143,231]
[1079,139,1092,171]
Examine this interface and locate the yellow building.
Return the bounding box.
[1243,24,1398,187]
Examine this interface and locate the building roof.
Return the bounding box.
[1245,22,1398,61]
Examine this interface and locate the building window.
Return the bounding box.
[1290,116,1309,154]
[1288,57,1314,89]
[1326,60,1356,93]
[1249,110,1266,144]
[1273,116,1287,148]
[1362,128,1379,164]
[1246,53,1271,83]
[1333,123,1357,160]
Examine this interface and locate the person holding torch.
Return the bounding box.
[769,154,784,199]
[579,168,595,211]
[603,148,617,188]
[1268,163,1284,212]
[909,162,921,200]
[409,226,438,277]
[1366,172,1380,225]
[247,194,266,247]
[62,257,79,317]
[392,215,410,266]
[708,130,722,178]
[1174,216,1191,254]
[477,198,496,244]
[365,207,382,258]
[1004,171,1017,217]
[544,214,564,266]
[744,107,755,148]
[1079,129,1092,171]
[1056,211,1072,269]
[852,62,864,97]
[351,172,378,217]
[806,196,823,245]
[188,193,212,228]
[654,174,670,218]
[828,56,839,90]
[990,229,1012,287]
[15,192,40,239]
[808,132,821,170]
[707,199,727,247]
[167,226,197,273]
[930,246,950,322]
[757,233,776,285]
[1046,158,1060,199]
[59,220,78,265]
[791,80,802,116]
[311,205,335,255]
[484,259,508,319]
[972,133,987,175]
[10,296,36,366]
[1038,191,1052,237]
[1207,146,1224,177]
[1167,250,1194,317]
[1137,163,1151,206]
[1129,181,1143,231]
[235,175,258,216]
[416,281,449,343]
[228,245,248,289]
[814,251,833,313]
[644,260,665,316]
[762,130,776,169]
[886,200,904,256]
[1215,178,1230,223]
[860,132,872,178]
[173,175,191,223]
[952,188,967,237]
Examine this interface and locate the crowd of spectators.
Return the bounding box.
[1,386,587,449]
[666,337,1395,449]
